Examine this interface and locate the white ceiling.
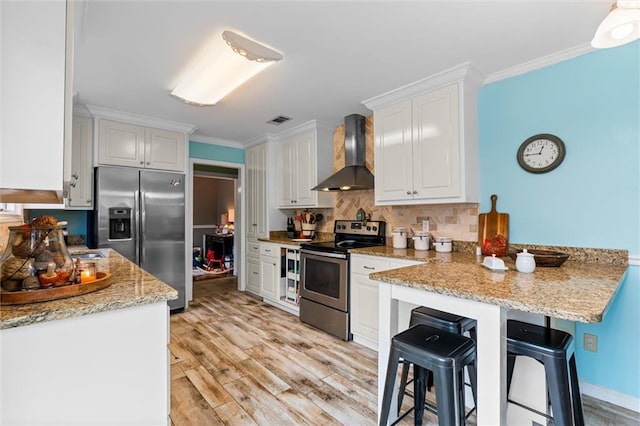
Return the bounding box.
[73,1,610,147]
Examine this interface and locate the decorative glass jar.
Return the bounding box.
[1,225,74,291]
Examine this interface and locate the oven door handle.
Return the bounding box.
[300,249,347,260]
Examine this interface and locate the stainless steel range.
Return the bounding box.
[299,220,386,340]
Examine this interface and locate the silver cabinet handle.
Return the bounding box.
[253,246,259,250]
[265,249,271,252]
[70,182,76,188]
[364,266,376,270]
[71,173,79,180]
[140,161,144,165]
[406,191,411,195]
[146,162,151,165]
[413,190,418,195]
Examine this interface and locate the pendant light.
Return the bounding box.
[591,1,640,48]
[171,31,283,106]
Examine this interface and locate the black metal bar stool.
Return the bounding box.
[379,324,476,426]
[398,307,478,415]
[507,320,585,426]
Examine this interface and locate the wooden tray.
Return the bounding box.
[1,272,112,305]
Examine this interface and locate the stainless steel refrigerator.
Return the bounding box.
[93,166,185,310]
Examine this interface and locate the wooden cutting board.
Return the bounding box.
[478,194,509,256]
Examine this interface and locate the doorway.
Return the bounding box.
[186,158,244,306]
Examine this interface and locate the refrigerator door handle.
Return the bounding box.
[140,190,146,264]
[134,190,141,265]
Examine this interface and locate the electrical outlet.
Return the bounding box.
[584,333,598,352]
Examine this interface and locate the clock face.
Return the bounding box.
[517,134,566,174]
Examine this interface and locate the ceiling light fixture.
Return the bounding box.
[591,1,640,48]
[171,30,283,106]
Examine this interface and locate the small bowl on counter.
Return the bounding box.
[507,249,570,267]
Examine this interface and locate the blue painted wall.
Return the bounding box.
[479,41,639,398]
[27,210,88,237]
[189,141,245,164]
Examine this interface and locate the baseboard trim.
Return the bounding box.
[352,334,377,352]
[580,381,640,413]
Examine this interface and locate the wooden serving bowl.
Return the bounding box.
[508,249,570,267]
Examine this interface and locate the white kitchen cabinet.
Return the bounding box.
[245,144,268,239]
[363,62,483,205]
[97,120,186,172]
[67,116,94,208]
[246,255,261,296]
[0,0,71,199]
[276,121,333,208]
[245,144,267,297]
[259,243,280,300]
[1,302,170,425]
[350,254,423,350]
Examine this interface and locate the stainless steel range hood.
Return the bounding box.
[312,114,374,191]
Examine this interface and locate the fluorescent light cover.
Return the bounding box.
[171,30,283,106]
[591,1,640,48]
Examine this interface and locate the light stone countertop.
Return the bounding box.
[361,247,628,323]
[0,249,177,330]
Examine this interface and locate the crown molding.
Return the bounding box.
[362,62,485,110]
[484,43,595,84]
[85,105,198,135]
[189,133,244,149]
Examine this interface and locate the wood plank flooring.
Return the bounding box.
[169,277,640,426]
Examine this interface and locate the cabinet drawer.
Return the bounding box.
[260,243,279,256]
[351,256,392,275]
[247,241,261,256]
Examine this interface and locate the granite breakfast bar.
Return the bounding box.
[366,248,628,426]
[0,249,177,425]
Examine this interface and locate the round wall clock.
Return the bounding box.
[517,133,566,174]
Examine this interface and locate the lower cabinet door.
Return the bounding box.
[350,272,380,345]
[246,257,261,295]
[259,255,278,300]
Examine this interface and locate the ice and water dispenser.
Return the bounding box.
[109,207,132,240]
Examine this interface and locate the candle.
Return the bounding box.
[79,262,96,283]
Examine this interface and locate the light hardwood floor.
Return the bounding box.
[169,277,639,426]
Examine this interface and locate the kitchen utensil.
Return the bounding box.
[508,249,570,267]
[515,249,536,273]
[478,194,509,256]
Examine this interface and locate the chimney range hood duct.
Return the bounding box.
[312,114,374,191]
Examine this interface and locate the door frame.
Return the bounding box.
[186,158,245,305]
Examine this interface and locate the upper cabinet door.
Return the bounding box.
[412,84,460,199]
[0,0,68,193]
[277,140,295,207]
[292,130,316,206]
[98,120,145,168]
[67,116,94,208]
[374,100,414,203]
[145,128,185,172]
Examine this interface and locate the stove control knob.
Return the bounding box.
[366,226,371,231]
[373,226,377,231]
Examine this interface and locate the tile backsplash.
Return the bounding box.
[311,115,478,242]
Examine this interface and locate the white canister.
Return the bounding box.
[516,249,536,273]
[392,227,407,249]
[412,231,430,251]
[434,237,452,253]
